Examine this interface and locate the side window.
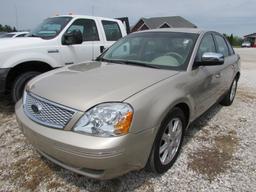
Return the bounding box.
[196,34,216,61]
[102,20,122,41]
[17,34,26,37]
[66,19,99,41]
[214,35,229,57]
[225,37,235,55]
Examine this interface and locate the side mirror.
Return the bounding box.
[62,30,83,45]
[196,52,224,66]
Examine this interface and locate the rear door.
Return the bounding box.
[100,20,125,52]
[213,33,235,96]
[60,18,103,65]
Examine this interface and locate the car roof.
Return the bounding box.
[51,15,121,22]
[134,28,206,34]
[8,32,29,35]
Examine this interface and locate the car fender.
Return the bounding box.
[1,51,62,69]
[126,75,195,135]
[125,78,194,166]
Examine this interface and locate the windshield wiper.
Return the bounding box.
[120,60,161,69]
[98,58,161,69]
[96,58,112,62]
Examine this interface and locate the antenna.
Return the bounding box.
[14,4,19,30]
[92,5,95,16]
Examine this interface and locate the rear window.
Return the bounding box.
[102,20,122,41]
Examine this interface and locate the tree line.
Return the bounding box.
[0,24,17,32]
[224,33,243,47]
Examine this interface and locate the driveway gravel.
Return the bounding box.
[0,48,256,192]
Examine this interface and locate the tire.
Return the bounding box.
[220,77,238,106]
[147,107,186,174]
[11,71,41,103]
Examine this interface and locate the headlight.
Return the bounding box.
[74,103,133,137]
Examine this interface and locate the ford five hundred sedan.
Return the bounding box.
[16,28,240,179]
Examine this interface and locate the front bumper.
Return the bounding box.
[15,100,155,179]
[0,68,10,94]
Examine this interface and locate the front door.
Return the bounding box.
[191,33,223,116]
[60,18,102,65]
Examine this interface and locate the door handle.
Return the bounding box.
[100,46,105,53]
[215,73,221,78]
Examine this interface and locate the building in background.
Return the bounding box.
[244,33,256,47]
[131,16,197,32]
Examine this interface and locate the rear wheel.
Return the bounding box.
[11,71,40,103]
[147,107,186,173]
[220,78,238,106]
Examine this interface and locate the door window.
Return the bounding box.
[214,35,229,57]
[196,34,216,61]
[66,19,99,41]
[102,20,122,41]
[227,42,235,55]
[16,34,27,37]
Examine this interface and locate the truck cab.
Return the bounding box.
[0,15,127,102]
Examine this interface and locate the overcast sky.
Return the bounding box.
[0,0,255,36]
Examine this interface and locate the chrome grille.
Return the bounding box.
[23,92,76,129]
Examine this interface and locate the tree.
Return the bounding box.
[0,24,17,32]
[229,34,234,46]
[223,33,243,47]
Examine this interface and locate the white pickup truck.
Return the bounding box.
[0,15,127,102]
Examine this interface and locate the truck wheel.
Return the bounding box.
[11,71,40,103]
[147,107,185,174]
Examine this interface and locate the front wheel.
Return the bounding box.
[220,78,238,106]
[11,71,40,103]
[147,107,185,174]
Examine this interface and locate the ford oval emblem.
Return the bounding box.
[31,104,42,114]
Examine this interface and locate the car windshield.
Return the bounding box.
[28,17,72,39]
[100,32,198,70]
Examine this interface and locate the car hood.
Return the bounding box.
[28,61,179,111]
[0,37,45,51]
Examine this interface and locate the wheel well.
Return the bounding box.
[5,61,53,91]
[174,103,190,127]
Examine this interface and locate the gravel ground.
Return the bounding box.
[0,48,256,192]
